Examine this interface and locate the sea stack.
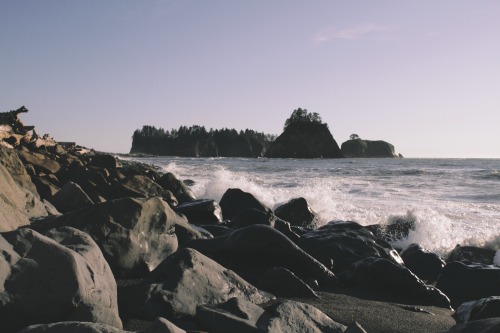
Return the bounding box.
[265,108,342,158]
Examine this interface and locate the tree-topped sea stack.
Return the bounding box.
[265,108,342,158]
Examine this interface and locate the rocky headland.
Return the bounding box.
[341,138,401,158]
[1,107,499,333]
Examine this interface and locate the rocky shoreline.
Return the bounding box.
[1,108,499,333]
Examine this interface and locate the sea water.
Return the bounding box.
[128,156,500,260]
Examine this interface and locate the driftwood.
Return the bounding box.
[0,106,31,134]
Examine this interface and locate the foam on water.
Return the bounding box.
[135,156,500,257]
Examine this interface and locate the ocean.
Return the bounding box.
[127,156,500,260]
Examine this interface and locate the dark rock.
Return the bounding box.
[219,188,272,220]
[259,267,319,299]
[32,177,60,200]
[119,248,274,323]
[349,256,451,308]
[17,150,61,174]
[174,218,212,246]
[186,225,339,288]
[156,173,195,204]
[299,221,404,273]
[49,181,94,213]
[455,297,500,324]
[174,199,222,225]
[447,245,496,265]
[345,321,369,333]
[400,243,446,282]
[197,224,232,237]
[196,297,346,333]
[89,154,121,170]
[0,228,122,333]
[265,118,342,158]
[436,262,500,308]
[31,197,183,278]
[274,197,319,228]
[444,318,500,333]
[341,139,399,158]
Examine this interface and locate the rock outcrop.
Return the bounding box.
[265,121,342,158]
[341,138,399,158]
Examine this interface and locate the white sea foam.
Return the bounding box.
[132,156,500,256]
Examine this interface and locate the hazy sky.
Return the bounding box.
[1,1,499,157]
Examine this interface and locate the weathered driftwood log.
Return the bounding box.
[0,106,31,134]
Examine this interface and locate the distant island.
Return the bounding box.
[130,108,401,158]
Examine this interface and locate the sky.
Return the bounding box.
[1,1,499,158]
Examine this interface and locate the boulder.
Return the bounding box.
[299,221,404,273]
[259,267,319,299]
[219,188,272,220]
[186,225,339,287]
[196,298,346,333]
[0,146,40,196]
[444,318,500,333]
[341,139,399,158]
[174,199,223,225]
[32,177,60,200]
[0,161,31,231]
[156,173,195,204]
[49,181,94,213]
[455,297,500,324]
[30,197,183,278]
[274,197,318,228]
[17,150,61,174]
[89,154,121,170]
[447,245,496,265]
[119,248,274,323]
[17,317,187,333]
[348,256,451,308]
[345,322,369,333]
[436,262,500,308]
[119,175,172,200]
[0,228,122,333]
[400,243,445,282]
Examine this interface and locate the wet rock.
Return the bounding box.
[259,267,319,299]
[156,173,195,204]
[174,199,223,225]
[186,225,338,287]
[274,197,318,228]
[119,248,274,323]
[219,188,272,220]
[444,318,500,333]
[49,181,94,213]
[197,298,346,333]
[401,243,446,282]
[299,221,404,273]
[447,245,496,265]
[197,224,232,237]
[455,296,500,324]
[349,256,451,308]
[31,197,183,278]
[436,262,500,308]
[0,228,122,333]
[174,219,213,246]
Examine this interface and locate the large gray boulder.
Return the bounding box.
[299,221,404,273]
[444,318,500,333]
[17,150,61,174]
[31,197,183,278]
[119,248,274,323]
[0,228,122,333]
[436,262,500,308]
[400,243,446,283]
[274,197,319,228]
[49,181,94,213]
[197,298,347,333]
[447,245,496,265]
[349,256,451,308]
[219,188,272,221]
[186,225,339,287]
